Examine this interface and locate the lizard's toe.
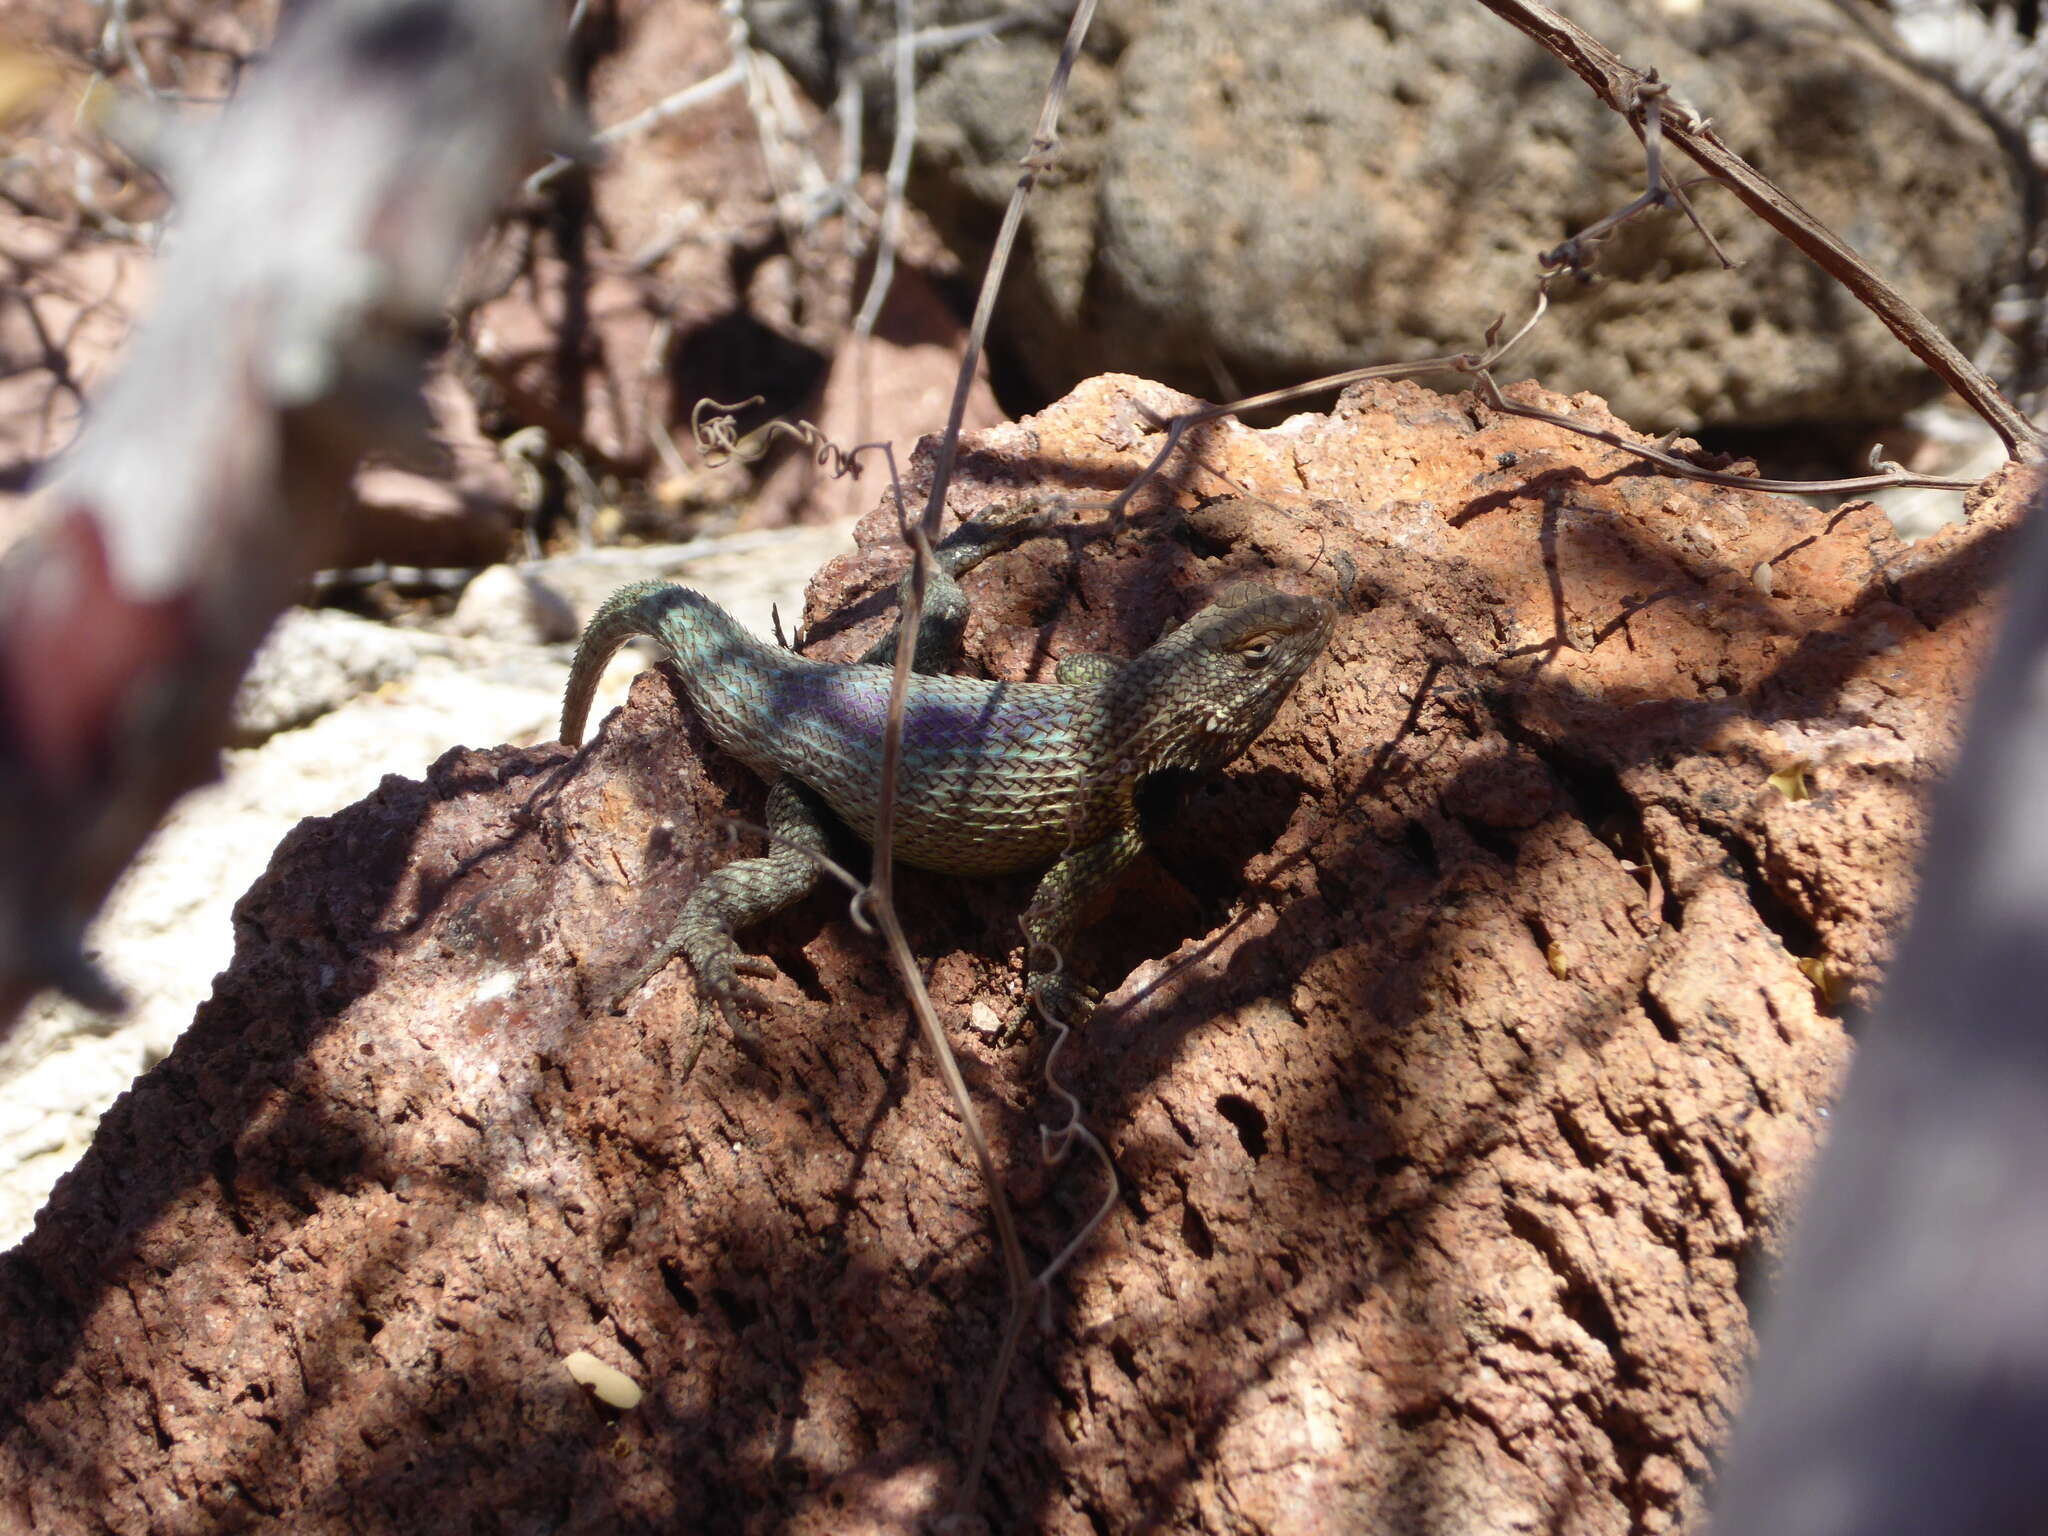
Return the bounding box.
[708,985,769,1047]
[610,952,680,1011]
[1013,970,1098,1040]
[611,932,779,1018]
[696,951,775,1037]
[676,988,767,1080]
[691,939,774,1028]
[689,934,757,994]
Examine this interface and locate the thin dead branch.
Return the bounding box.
[1469,0,2045,464]
[1103,280,1979,532]
[1464,366,1978,494]
[853,2,1103,1514]
[850,0,916,341]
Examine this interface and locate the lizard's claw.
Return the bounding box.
[610,953,678,1012]
[696,946,774,1015]
[1004,970,1099,1043]
[691,937,777,1037]
[646,966,769,1078]
[610,933,778,1027]
[705,977,772,1023]
[705,986,769,1056]
[677,985,769,1080]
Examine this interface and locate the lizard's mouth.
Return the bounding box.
[1257,593,1338,667]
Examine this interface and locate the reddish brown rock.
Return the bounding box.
[342,368,528,571]
[0,375,2019,1533]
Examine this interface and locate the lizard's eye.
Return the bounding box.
[1238,638,1274,668]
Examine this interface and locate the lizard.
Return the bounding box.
[558,509,1334,1037]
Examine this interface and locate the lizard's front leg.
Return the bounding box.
[614,776,833,1037]
[859,497,1060,672]
[1017,820,1146,1033]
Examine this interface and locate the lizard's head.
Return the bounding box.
[1119,582,1335,774]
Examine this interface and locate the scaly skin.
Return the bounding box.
[560,525,1334,1034]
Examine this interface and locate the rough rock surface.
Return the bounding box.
[759,0,2025,432]
[0,375,2020,1533]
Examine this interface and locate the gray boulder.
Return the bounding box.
[759,0,2025,431]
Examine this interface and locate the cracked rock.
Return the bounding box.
[0,373,2021,1534]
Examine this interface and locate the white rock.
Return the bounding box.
[444,562,578,645]
[232,606,441,742]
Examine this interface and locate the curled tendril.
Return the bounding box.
[691,394,869,480]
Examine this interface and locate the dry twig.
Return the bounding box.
[850,1,1105,1514]
[1469,0,2045,464]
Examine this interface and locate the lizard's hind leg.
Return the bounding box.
[613,776,835,1046]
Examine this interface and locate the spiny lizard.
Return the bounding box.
[559,512,1333,1033]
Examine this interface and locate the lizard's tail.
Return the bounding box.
[559,579,685,746]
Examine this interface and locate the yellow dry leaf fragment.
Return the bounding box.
[563,1349,643,1409]
[1767,762,1813,802]
[1796,956,1845,1008]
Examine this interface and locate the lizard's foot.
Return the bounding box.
[610,936,776,1020]
[1005,970,1100,1044]
[622,955,770,1079]
[689,938,777,1031]
[677,993,767,1081]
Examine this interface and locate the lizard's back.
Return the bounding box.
[699,654,1111,876]
[559,572,1333,1022]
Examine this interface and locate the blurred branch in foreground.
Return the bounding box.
[1711,462,2048,1533]
[0,0,555,1027]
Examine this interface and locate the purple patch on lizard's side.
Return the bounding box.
[791,670,1079,758]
